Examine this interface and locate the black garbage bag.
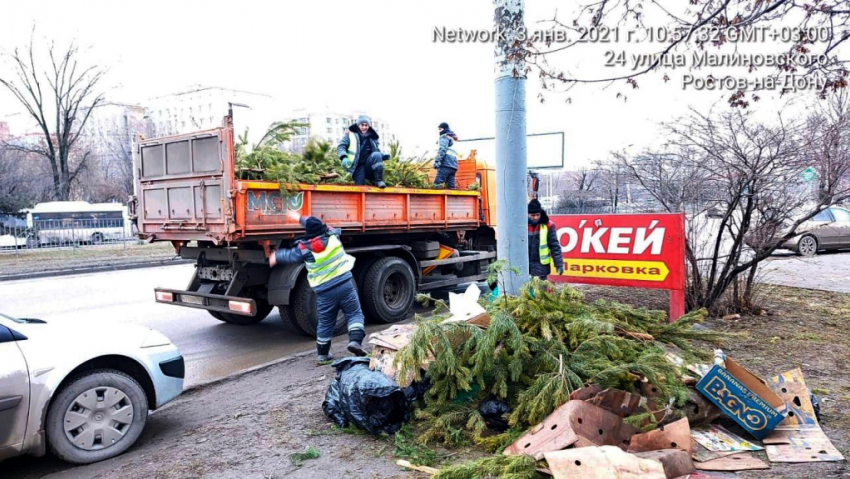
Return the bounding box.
[322,357,409,435]
[479,397,512,432]
[402,375,432,403]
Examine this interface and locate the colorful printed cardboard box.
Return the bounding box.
[696,357,787,439]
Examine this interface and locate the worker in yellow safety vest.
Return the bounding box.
[337,115,387,188]
[527,199,564,280]
[268,212,366,361]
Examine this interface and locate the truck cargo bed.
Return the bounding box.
[132,121,482,244]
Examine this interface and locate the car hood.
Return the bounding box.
[5,317,176,384]
[7,318,173,357]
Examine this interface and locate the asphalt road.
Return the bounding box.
[0,263,409,388]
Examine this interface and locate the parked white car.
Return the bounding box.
[0,312,184,464]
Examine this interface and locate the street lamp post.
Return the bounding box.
[494,0,529,294]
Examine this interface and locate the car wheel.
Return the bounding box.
[91,233,104,245]
[797,235,818,257]
[46,370,148,464]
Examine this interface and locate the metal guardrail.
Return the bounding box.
[0,219,139,255]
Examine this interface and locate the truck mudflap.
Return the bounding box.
[154,287,257,316]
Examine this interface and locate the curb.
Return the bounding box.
[151,348,319,416]
[182,348,317,394]
[0,259,193,282]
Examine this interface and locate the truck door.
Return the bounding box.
[134,125,232,243]
[0,324,30,461]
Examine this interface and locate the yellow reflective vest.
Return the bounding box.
[538,224,551,265]
[345,131,358,165]
[304,235,355,288]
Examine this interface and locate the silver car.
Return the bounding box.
[781,206,850,256]
[0,312,183,464]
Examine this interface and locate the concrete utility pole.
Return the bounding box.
[494,0,529,294]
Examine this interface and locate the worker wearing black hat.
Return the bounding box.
[268,212,366,361]
[528,199,564,280]
[434,122,459,189]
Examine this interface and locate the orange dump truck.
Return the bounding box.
[130,118,499,336]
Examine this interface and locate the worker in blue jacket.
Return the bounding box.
[337,115,387,188]
[434,122,459,189]
[528,199,564,280]
[268,212,366,361]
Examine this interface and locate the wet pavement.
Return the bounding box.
[0,264,418,388]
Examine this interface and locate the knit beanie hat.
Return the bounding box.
[527,199,544,214]
[305,217,326,237]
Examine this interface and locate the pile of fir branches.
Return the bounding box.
[394,262,725,455]
[235,122,431,189]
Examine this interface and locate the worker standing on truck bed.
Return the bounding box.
[527,199,564,280]
[338,115,387,188]
[434,122,459,189]
[268,212,367,361]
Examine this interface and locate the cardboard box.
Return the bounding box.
[696,358,787,439]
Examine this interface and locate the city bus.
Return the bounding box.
[26,201,131,246]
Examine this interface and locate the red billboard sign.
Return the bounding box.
[547,213,686,320]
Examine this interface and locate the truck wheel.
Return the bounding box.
[291,275,347,338]
[278,304,309,335]
[361,256,415,324]
[353,257,377,291]
[209,288,273,325]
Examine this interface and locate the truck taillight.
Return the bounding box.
[228,300,253,315]
[155,291,174,302]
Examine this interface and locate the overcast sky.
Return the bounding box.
[0,0,837,168]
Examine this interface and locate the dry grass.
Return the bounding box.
[581,283,850,479]
[0,242,178,276]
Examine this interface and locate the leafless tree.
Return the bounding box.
[554,167,610,213]
[0,34,106,201]
[77,111,148,202]
[616,103,850,312]
[515,0,850,105]
[0,145,54,214]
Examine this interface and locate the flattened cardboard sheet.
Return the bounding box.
[764,368,844,463]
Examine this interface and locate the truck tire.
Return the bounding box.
[208,287,273,325]
[352,257,378,291]
[291,274,347,338]
[361,256,415,324]
[278,304,309,335]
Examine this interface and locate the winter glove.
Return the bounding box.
[557,267,564,275]
[382,154,390,161]
[434,160,442,169]
[341,157,353,169]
